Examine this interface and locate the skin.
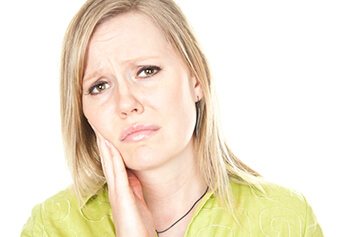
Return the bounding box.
[82,12,207,236]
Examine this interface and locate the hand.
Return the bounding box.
[92,126,156,237]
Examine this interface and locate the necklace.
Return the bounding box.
[155,186,209,235]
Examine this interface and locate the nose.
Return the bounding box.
[116,83,144,119]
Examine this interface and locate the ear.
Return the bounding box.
[191,75,203,102]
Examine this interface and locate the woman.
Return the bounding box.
[21,0,323,236]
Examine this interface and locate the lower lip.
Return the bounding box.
[122,129,159,143]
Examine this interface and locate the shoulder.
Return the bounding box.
[21,185,114,237]
[21,187,75,236]
[230,180,324,236]
[231,180,307,208]
[189,181,323,236]
[230,181,308,218]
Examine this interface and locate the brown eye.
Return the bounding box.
[88,81,110,95]
[137,66,161,79]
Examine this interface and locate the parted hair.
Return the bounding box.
[60,0,263,208]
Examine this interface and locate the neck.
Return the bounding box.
[131,140,207,232]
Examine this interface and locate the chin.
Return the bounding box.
[123,145,166,171]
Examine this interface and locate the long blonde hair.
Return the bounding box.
[61,0,263,208]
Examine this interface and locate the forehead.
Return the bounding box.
[86,12,172,65]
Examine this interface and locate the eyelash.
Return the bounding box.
[86,65,162,95]
[87,81,110,95]
[137,65,161,78]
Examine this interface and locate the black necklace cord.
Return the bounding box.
[155,186,209,235]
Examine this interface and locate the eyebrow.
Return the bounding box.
[82,70,104,84]
[82,55,161,83]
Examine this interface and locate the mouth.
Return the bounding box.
[120,124,161,143]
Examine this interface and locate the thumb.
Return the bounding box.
[127,171,145,201]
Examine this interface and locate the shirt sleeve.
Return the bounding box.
[20,204,47,237]
[303,196,324,237]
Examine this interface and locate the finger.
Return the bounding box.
[89,124,103,151]
[127,170,144,201]
[89,125,130,188]
[88,125,114,179]
[89,124,105,144]
[97,138,116,187]
[91,125,104,141]
[104,140,130,188]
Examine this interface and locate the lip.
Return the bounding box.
[120,124,161,142]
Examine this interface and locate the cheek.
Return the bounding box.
[82,98,117,140]
[156,76,196,134]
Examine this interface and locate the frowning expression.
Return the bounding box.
[82,13,202,170]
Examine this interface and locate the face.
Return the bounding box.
[82,13,202,171]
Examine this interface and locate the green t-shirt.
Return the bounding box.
[21,181,323,236]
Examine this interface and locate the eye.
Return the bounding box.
[137,65,161,79]
[88,81,111,95]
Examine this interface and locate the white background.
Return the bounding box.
[1,0,354,236]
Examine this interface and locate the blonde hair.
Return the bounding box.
[60,0,263,209]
